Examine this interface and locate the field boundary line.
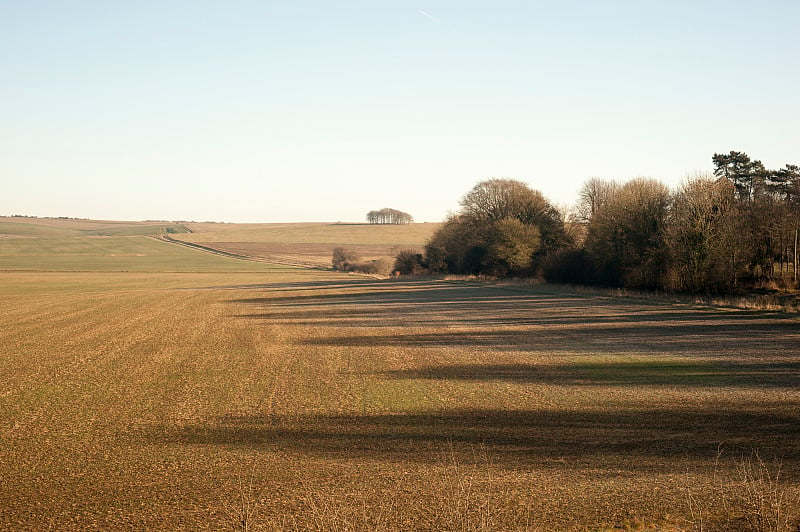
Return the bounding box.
[154,235,333,271]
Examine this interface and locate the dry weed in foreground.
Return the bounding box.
[705,296,799,314]
[425,443,502,531]
[686,451,800,532]
[221,456,267,532]
[259,444,535,531]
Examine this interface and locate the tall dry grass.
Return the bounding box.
[239,444,536,532]
[686,451,800,532]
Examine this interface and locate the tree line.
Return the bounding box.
[403,151,799,294]
[367,208,413,225]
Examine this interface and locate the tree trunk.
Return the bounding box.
[795,227,798,283]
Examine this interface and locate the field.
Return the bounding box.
[1,217,799,530]
[174,222,440,268]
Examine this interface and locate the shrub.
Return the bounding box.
[483,217,540,276]
[393,250,427,275]
[332,247,359,271]
[333,249,394,276]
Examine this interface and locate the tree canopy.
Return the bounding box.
[425,178,567,276]
[412,151,799,292]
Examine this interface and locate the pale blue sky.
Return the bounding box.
[2,1,798,222]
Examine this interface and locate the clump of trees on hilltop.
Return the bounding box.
[367,208,413,225]
[408,151,799,294]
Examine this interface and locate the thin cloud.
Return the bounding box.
[418,9,440,23]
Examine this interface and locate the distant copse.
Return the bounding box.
[367,208,413,225]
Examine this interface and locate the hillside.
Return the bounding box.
[174,221,440,268]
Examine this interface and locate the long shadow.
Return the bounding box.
[234,305,786,333]
[231,278,799,356]
[294,321,797,358]
[184,279,800,470]
[381,361,800,388]
[228,279,790,325]
[228,283,525,306]
[219,278,442,292]
[152,407,800,469]
[301,324,796,355]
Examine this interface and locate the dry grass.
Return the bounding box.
[730,453,797,532]
[685,450,800,531]
[701,294,800,314]
[258,444,532,532]
[546,281,800,315]
[181,221,440,246]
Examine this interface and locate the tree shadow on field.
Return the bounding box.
[153,406,800,471]
[230,279,800,360]
[182,279,800,471]
[380,361,800,388]
[301,323,798,357]
[219,278,421,292]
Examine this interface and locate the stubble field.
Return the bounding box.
[174,221,440,268]
[1,217,799,530]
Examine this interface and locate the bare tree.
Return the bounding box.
[665,174,743,292]
[575,178,620,223]
[584,178,671,288]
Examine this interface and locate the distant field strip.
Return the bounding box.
[0,235,277,273]
[173,222,440,268]
[157,235,263,262]
[0,219,439,270]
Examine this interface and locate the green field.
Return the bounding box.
[1,217,799,530]
[0,218,272,272]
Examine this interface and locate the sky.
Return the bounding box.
[2,1,799,223]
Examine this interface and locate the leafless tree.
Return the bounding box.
[575,177,620,223]
[584,178,671,288]
[665,174,744,292]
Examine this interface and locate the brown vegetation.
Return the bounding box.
[2,260,799,529]
[425,178,568,276]
[2,217,799,530]
[331,247,393,276]
[420,152,800,299]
